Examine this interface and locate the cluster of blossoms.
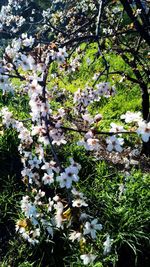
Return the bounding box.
[77,129,102,152]
[76,109,149,153]
[42,0,97,39]
[121,111,150,142]
[0,34,35,95]
[0,74,13,94]
[0,38,106,265]
[106,135,124,153]
[1,105,103,265]
[0,0,25,33]
[1,38,149,263]
[69,55,81,72]
[76,0,96,13]
[56,160,81,188]
[50,47,68,64]
[74,82,115,112]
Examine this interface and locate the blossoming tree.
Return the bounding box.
[0,0,149,265]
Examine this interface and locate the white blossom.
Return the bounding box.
[22,34,34,47]
[80,254,97,265]
[110,122,125,133]
[106,135,124,152]
[103,234,113,255]
[19,54,35,71]
[69,231,82,242]
[21,196,37,219]
[28,156,41,169]
[137,120,150,142]
[83,219,102,239]
[72,198,88,208]
[120,111,142,123]
[42,171,54,185]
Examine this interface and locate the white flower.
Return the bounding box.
[28,79,42,98]
[21,196,37,219]
[56,47,68,63]
[0,74,13,94]
[37,189,45,198]
[41,101,52,118]
[69,231,82,242]
[134,8,142,17]
[83,219,102,239]
[86,138,100,151]
[72,198,88,208]
[77,137,100,151]
[28,156,41,169]
[21,167,33,183]
[28,228,40,245]
[80,254,97,265]
[54,201,64,228]
[56,165,79,189]
[110,123,125,133]
[137,120,150,142]
[38,135,50,146]
[69,158,81,171]
[34,189,45,204]
[18,128,33,145]
[31,125,47,136]
[35,144,45,160]
[92,73,99,80]
[72,187,88,207]
[41,161,57,172]
[103,234,113,255]
[15,121,24,132]
[106,135,124,152]
[96,82,110,97]
[56,172,73,188]
[70,57,80,71]
[71,188,84,198]
[53,195,60,202]
[82,113,94,125]
[29,98,42,122]
[50,128,67,146]
[41,162,52,171]
[42,170,54,185]
[85,131,94,140]
[1,107,15,127]
[86,57,91,65]
[47,198,54,212]
[19,54,35,71]
[22,34,34,47]
[65,165,80,179]
[120,111,142,123]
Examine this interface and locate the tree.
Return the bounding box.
[0,0,149,266]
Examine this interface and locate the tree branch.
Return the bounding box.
[120,0,150,45]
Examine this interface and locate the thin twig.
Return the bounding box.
[18,118,137,136]
[61,126,137,136]
[39,55,63,172]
